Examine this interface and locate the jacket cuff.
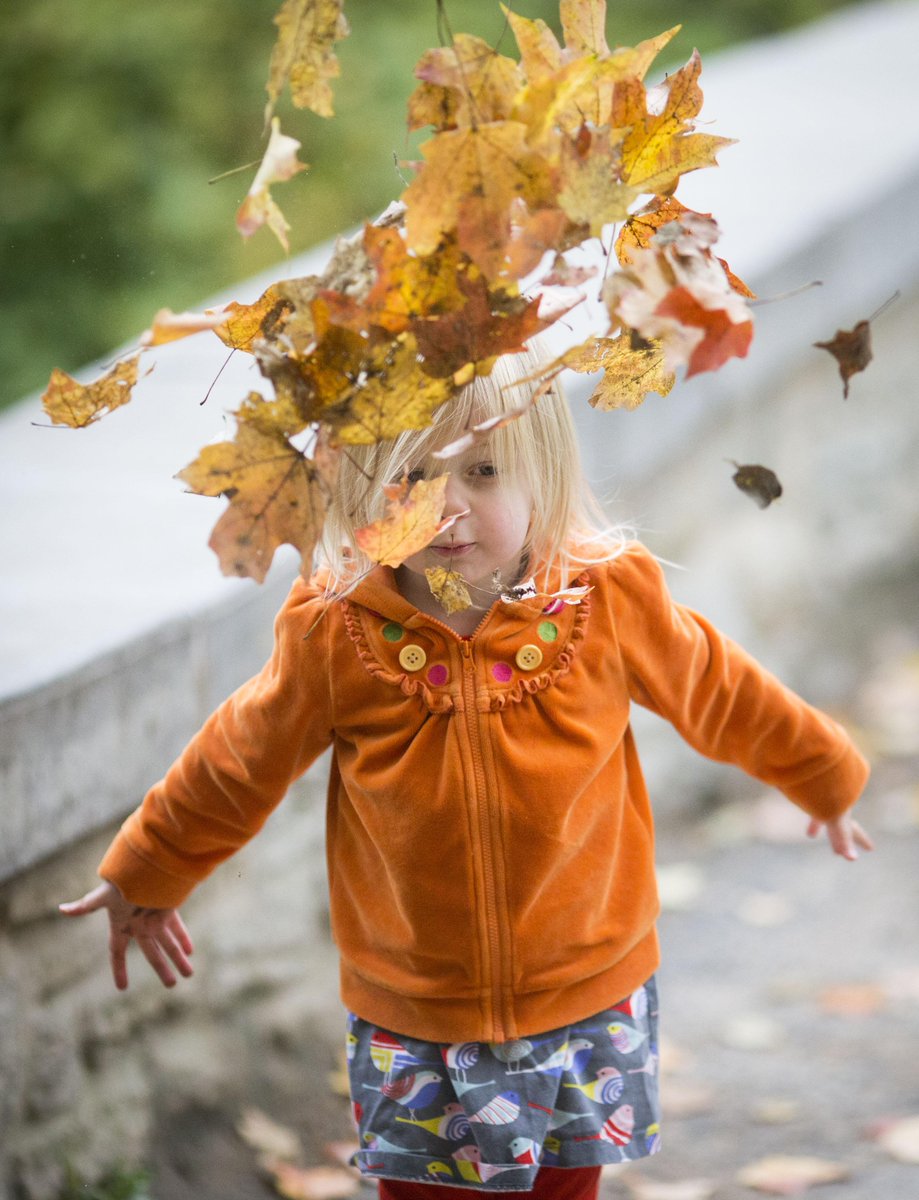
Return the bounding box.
[98,823,199,909]
[783,742,870,822]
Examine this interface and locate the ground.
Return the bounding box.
[147,753,919,1200]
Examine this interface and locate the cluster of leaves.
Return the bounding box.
[42,0,765,586]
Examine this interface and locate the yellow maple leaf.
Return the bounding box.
[41,356,142,428]
[139,308,232,348]
[354,475,453,568]
[213,285,293,353]
[559,0,611,56]
[236,118,308,253]
[501,7,562,84]
[556,125,639,235]
[176,394,328,582]
[403,121,551,279]
[409,34,522,131]
[564,335,675,410]
[264,0,349,124]
[616,51,735,195]
[425,567,473,614]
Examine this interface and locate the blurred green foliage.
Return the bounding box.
[1,0,860,409]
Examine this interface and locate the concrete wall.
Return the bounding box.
[2,3,918,1193]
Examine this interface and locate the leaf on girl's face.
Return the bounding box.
[264,0,349,124]
[177,399,327,582]
[236,118,308,253]
[425,567,473,613]
[41,356,142,428]
[564,334,675,410]
[731,462,783,509]
[354,475,454,568]
[814,319,872,398]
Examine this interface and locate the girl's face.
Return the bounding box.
[395,448,533,612]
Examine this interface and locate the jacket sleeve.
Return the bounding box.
[610,544,869,821]
[98,578,335,907]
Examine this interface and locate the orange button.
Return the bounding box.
[398,644,427,671]
[515,644,543,671]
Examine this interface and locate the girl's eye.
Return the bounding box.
[469,462,497,479]
[405,467,425,484]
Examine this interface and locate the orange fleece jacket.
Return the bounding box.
[99,544,869,1043]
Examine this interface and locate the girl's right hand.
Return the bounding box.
[59,880,194,991]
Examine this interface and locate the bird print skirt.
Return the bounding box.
[347,977,661,1191]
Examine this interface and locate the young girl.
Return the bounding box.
[61,346,872,1200]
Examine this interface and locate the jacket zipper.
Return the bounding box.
[459,638,508,1043]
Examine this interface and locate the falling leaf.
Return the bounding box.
[872,1114,919,1164]
[177,393,328,582]
[213,285,294,353]
[140,308,232,348]
[731,462,783,509]
[236,1106,303,1163]
[41,356,142,428]
[264,0,349,123]
[622,1176,716,1200]
[814,320,872,399]
[263,1160,359,1200]
[409,34,522,130]
[735,1155,850,1195]
[354,475,454,568]
[403,122,551,279]
[556,124,640,235]
[817,982,886,1017]
[565,335,675,411]
[425,567,473,613]
[236,118,308,253]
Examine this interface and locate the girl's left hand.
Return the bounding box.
[806,814,874,861]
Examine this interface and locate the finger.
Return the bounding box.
[137,934,178,989]
[852,822,875,852]
[158,924,194,980]
[168,912,195,958]
[827,822,858,861]
[108,926,131,991]
[59,884,110,917]
[806,819,823,839]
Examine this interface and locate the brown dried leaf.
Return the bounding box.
[354,475,452,568]
[236,118,308,253]
[236,1106,303,1162]
[731,462,783,509]
[814,320,872,399]
[264,1160,359,1200]
[264,0,349,123]
[425,567,473,613]
[735,1155,850,1195]
[41,356,142,428]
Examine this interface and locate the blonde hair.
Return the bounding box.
[319,340,629,592]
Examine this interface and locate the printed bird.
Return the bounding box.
[396,1103,471,1141]
[452,1145,525,1185]
[574,1105,635,1148]
[370,1030,425,1079]
[508,1136,543,1167]
[469,1090,521,1126]
[362,1133,416,1155]
[489,1038,534,1070]
[606,1022,648,1054]
[452,1077,496,1098]
[442,1042,481,1080]
[346,1030,358,1062]
[516,1038,593,1079]
[644,1122,662,1154]
[562,1066,625,1105]
[627,1042,659,1078]
[365,1070,443,1114]
[541,1134,561,1165]
[427,1161,455,1181]
[611,986,648,1020]
[546,1108,591,1132]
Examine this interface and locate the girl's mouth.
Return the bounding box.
[430,543,474,558]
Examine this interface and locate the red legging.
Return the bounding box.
[378,1166,601,1200]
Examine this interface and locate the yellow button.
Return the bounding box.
[515,644,543,671]
[398,644,427,672]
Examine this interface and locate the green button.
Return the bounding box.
[382,622,404,642]
[538,620,559,643]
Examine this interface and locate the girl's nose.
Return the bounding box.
[442,474,469,517]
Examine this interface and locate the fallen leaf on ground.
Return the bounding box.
[818,982,886,1017]
[750,794,810,844]
[236,118,308,252]
[656,862,705,911]
[751,1098,802,1125]
[736,891,795,928]
[322,1142,360,1168]
[41,356,142,428]
[730,462,783,508]
[622,1176,716,1200]
[870,1113,919,1163]
[263,1160,360,1200]
[660,1078,717,1118]
[735,1154,850,1194]
[721,1013,785,1052]
[426,567,473,613]
[236,1106,303,1163]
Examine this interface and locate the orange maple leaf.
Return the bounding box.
[236,118,308,252]
[41,356,142,428]
[354,475,455,568]
[213,285,294,353]
[409,34,522,131]
[264,0,349,124]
